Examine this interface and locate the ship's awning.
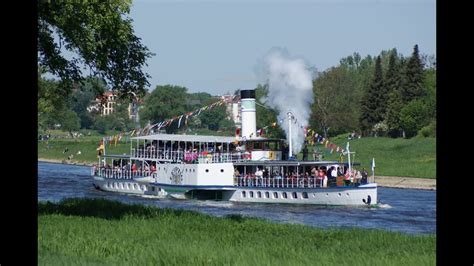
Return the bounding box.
[132,133,239,143]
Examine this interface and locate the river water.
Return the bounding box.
[38,162,436,235]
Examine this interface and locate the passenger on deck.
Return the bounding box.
[318,169,325,187]
[361,168,368,184]
[354,170,362,185]
[131,163,137,174]
[255,168,263,185]
[274,171,282,179]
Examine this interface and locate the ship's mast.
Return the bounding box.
[287,111,293,158]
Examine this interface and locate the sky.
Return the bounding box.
[129,0,435,95]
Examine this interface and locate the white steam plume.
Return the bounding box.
[257,47,315,155]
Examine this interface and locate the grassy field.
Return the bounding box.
[38,130,131,164]
[39,198,435,265]
[38,130,436,178]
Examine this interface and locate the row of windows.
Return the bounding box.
[105,182,147,191]
[241,191,309,199]
[241,191,351,199]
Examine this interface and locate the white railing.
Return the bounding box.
[234,176,366,188]
[131,148,250,163]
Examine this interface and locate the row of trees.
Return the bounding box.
[310,45,435,138]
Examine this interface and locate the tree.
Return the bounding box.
[384,51,405,137]
[399,99,430,138]
[139,85,189,133]
[400,44,425,103]
[68,77,107,129]
[360,56,384,134]
[60,110,81,137]
[200,104,227,131]
[38,72,67,131]
[310,66,360,137]
[38,1,153,97]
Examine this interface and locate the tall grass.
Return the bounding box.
[39,198,436,265]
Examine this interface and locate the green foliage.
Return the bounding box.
[68,77,107,129]
[93,116,110,134]
[139,85,189,133]
[400,45,425,103]
[418,120,436,138]
[60,110,81,135]
[200,104,227,130]
[39,199,435,265]
[38,74,68,130]
[372,121,389,137]
[398,99,431,138]
[310,66,360,137]
[360,56,385,134]
[38,0,153,97]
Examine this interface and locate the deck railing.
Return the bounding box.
[234,176,365,189]
[131,148,249,163]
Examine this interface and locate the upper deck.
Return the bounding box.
[129,133,285,163]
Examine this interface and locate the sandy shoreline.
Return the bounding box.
[38,159,436,190]
[373,176,436,190]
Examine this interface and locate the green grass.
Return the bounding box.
[38,131,131,164]
[39,198,435,265]
[297,135,436,178]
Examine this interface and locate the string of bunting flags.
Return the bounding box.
[255,119,361,156]
[139,95,234,136]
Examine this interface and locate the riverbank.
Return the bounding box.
[375,175,436,190]
[38,158,94,166]
[39,198,435,265]
[38,158,436,190]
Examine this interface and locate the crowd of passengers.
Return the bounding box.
[234,166,369,188]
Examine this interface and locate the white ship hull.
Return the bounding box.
[151,183,377,206]
[227,183,377,205]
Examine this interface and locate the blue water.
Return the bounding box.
[38,162,436,235]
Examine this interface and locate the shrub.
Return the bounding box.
[418,120,436,137]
